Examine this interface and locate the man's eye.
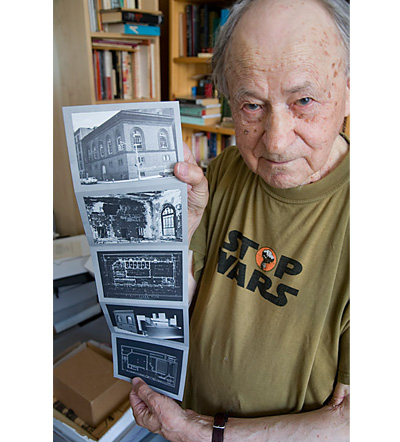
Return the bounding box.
[295,97,313,106]
[244,103,261,111]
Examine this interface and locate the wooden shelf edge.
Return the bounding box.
[95,98,160,104]
[91,32,159,40]
[173,56,212,64]
[182,123,235,136]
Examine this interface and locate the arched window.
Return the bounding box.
[106,136,113,154]
[161,205,176,237]
[93,144,98,159]
[99,141,105,157]
[116,132,124,151]
[158,129,169,149]
[131,127,145,151]
[88,146,92,161]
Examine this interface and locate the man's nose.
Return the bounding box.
[263,109,296,154]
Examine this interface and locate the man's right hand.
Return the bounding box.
[174,142,209,242]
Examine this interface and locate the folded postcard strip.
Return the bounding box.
[63,102,189,401]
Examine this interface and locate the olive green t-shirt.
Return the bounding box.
[183,143,350,417]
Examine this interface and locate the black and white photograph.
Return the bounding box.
[113,334,188,400]
[95,249,185,303]
[63,102,183,192]
[102,303,188,344]
[80,188,184,245]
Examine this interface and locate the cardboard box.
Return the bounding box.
[54,341,132,427]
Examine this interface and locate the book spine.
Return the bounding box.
[98,50,106,99]
[122,51,132,99]
[122,24,161,36]
[150,40,156,98]
[111,50,119,98]
[105,23,161,36]
[179,12,185,57]
[93,50,101,100]
[185,5,193,57]
[97,0,103,31]
[120,11,163,25]
[104,50,113,100]
[192,4,200,57]
[209,133,217,158]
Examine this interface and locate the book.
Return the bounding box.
[104,23,161,36]
[103,50,113,100]
[176,96,220,106]
[180,104,221,117]
[199,4,209,52]
[150,40,156,98]
[179,12,186,57]
[101,10,164,25]
[137,42,151,98]
[192,4,200,58]
[185,5,193,56]
[92,38,140,50]
[221,9,230,26]
[180,114,222,126]
[121,50,133,99]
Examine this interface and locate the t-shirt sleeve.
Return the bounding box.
[337,312,350,385]
[190,215,208,283]
[189,153,222,283]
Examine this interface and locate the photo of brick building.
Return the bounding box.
[76,109,178,183]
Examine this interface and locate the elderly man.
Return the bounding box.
[130,0,350,440]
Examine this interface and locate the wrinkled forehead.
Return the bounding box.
[228,0,345,76]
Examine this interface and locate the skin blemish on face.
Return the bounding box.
[244,130,249,135]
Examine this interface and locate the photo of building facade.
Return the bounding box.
[83,189,182,244]
[76,109,178,183]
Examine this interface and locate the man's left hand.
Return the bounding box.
[129,377,212,442]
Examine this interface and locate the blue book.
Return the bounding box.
[221,9,230,26]
[105,23,161,36]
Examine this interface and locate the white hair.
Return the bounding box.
[212,0,350,98]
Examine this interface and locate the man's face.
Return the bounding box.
[227,0,350,189]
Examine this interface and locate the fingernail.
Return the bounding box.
[177,162,188,176]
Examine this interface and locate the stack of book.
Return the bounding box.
[92,39,156,100]
[179,4,229,57]
[88,0,161,32]
[101,9,163,36]
[177,96,222,126]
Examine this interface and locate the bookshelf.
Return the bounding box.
[168,0,235,151]
[168,0,350,151]
[54,0,162,237]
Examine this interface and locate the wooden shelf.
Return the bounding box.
[182,123,235,136]
[169,0,236,157]
[54,0,161,238]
